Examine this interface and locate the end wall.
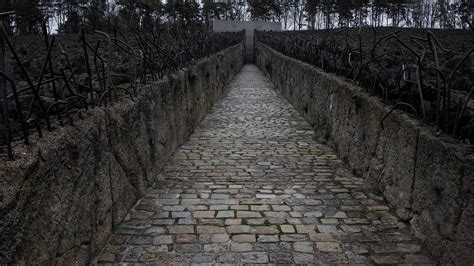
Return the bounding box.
[0,43,244,265]
[255,42,474,264]
[213,20,281,63]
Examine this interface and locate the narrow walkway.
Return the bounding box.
[97,65,431,264]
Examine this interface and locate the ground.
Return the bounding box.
[96,65,431,264]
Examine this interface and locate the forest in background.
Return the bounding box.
[0,0,473,34]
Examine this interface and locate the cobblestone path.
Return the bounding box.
[97,65,431,264]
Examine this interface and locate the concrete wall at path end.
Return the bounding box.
[255,42,474,264]
[0,43,245,265]
[213,20,281,63]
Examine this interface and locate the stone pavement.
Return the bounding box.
[96,65,431,264]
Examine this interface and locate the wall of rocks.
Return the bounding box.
[0,43,244,264]
[255,42,474,264]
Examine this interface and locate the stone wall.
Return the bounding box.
[255,42,474,264]
[0,43,244,265]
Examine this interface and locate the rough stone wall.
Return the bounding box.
[255,42,474,264]
[0,43,244,265]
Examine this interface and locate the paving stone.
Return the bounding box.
[153,235,173,245]
[240,252,269,263]
[294,253,315,263]
[216,211,235,218]
[151,219,175,226]
[231,205,249,210]
[287,218,303,225]
[232,234,256,242]
[217,253,240,263]
[290,211,303,218]
[272,205,292,211]
[197,226,226,234]
[190,255,213,263]
[143,226,166,236]
[211,194,230,199]
[346,251,370,263]
[139,250,184,263]
[225,219,242,225]
[264,211,288,218]
[129,236,153,245]
[304,211,323,218]
[174,244,202,253]
[181,193,198,199]
[344,218,370,225]
[171,211,192,218]
[231,242,253,252]
[211,234,230,243]
[316,242,342,252]
[97,65,432,264]
[209,205,229,210]
[177,218,197,225]
[255,225,279,234]
[208,199,239,205]
[280,234,308,242]
[256,194,276,199]
[193,211,215,219]
[236,211,262,218]
[198,234,212,244]
[159,199,180,205]
[199,218,224,225]
[181,199,201,205]
[321,218,339,225]
[269,253,293,263]
[317,225,338,233]
[280,225,295,233]
[204,243,230,252]
[367,205,390,211]
[152,212,169,219]
[294,242,314,253]
[268,217,286,224]
[251,205,271,211]
[328,211,347,219]
[246,218,266,225]
[176,234,197,243]
[226,225,252,234]
[187,205,208,211]
[167,225,194,234]
[295,225,316,234]
[258,235,279,242]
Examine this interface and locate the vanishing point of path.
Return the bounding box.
[97,65,431,264]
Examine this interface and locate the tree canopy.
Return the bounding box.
[0,0,472,34]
